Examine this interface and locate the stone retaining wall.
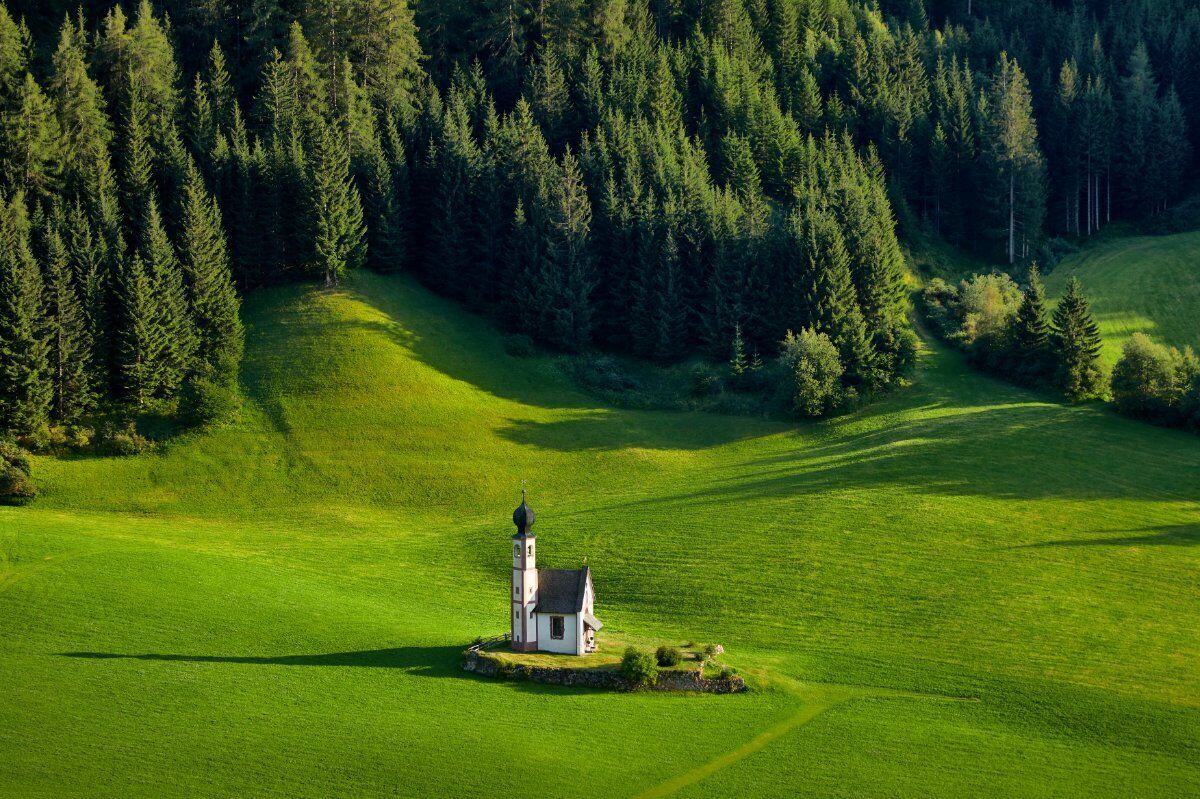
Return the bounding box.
[461,644,746,694]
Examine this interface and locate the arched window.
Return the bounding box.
[527,544,532,556]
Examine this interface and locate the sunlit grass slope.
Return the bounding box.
[1047,229,1200,364]
[1,271,1198,797]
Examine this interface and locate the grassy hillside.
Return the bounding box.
[1,272,1198,798]
[1046,230,1200,364]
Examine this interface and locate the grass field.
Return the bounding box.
[1,271,1198,797]
[1046,229,1200,364]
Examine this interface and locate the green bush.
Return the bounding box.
[96,421,154,456]
[621,647,659,688]
[0,440,35,504]
[778,329,844,418]
[181,375,240,428]
[702,644,718,661]
[1111,333,1198,424]
[655,646,682,667]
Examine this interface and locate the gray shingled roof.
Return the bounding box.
[535,566,590,614]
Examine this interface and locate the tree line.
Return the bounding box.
[924,267,1200,435]
[1,0,1198,450]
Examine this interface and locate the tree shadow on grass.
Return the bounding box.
[1012,523,1200,548]
[57,645,620,695]
[59,645,467,676]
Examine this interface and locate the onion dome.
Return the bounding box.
[513,488,535,537]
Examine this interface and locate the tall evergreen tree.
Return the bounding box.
[548,150,594,352]
[177,160,243,383]
[113,252,162,407]
[309,119,366,286]
[1,73,61,201]
[140,201,196,395]
[0,191,50,435]
[983,53,1045,264]
[1011,262,1050,383]
[39,221,93,423]
[1051,276,1104,401]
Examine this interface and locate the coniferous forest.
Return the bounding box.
[0,0,1198,449]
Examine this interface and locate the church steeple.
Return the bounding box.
[510,486,538,651]
[512,486,536,537]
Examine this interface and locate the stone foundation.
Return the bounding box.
[461,643,746,694]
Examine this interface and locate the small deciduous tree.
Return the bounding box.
[1111,333,1197,423]
[779,328,844,418]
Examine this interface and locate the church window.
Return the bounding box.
[513,544,518,557]
[527,545,532,556]
[551,616,565,639]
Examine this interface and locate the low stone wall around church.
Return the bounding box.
[461,644,747,694]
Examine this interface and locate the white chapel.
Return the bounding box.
[509,492,602,655]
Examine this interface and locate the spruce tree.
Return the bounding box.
[1,73,62,201]
[1051,276,1104,401]
[40,222,93,423]
[983,53,1045,264]
[140,201,196,395]
[1012,262,1050,383]
[49,16,122,255]
[178,160,243,384]
[0,191,50,436]
[310,119,366,287]
[114,252,162,407]
[117,69,156,238]
[62,200,110,393]
[549,149,594,352]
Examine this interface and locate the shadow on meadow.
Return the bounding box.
[57,646,627,695]
[1012,523,1200,548]
[59,645,465,672]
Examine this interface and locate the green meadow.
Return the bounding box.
[1046,229,1200,364]
[1,271,1198,797]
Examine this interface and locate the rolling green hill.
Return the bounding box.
[1,272,1198,797]
[1046,230,1200,364]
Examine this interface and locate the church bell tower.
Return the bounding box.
[511,489,539,652]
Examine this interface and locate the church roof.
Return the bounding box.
[535,566,591,614]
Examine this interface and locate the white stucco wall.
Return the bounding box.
[536,613,579,654]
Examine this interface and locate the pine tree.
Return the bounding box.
[729,321,747,377]
[0,204,42,359]
[0,5,29,109]
[62,200,110,393]
[114,252,162,407]
[49,16,121,253]
[548,149,594,352]
[1011,262,1050,383]
[1051,276,1104,401]
[797,207,874,387]
[117,69,156,238]
[309,119,366,287]
[1117,43,1158,216]
[40,222,93,423]
[0,191,50,435]
[983,53,1045,264]
[140,201,196,395]
[1,73,62,201]
[178,160,243,384]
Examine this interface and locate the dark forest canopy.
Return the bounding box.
[0,0,1196,443]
